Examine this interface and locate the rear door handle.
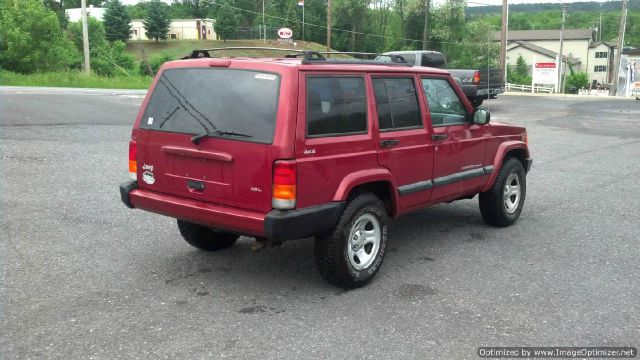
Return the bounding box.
[432,134,449,141]
[380,139,400,148]
[187,180,205,191]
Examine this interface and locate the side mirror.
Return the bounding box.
[473,108,490,125]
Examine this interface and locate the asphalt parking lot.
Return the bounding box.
[1,87,639,359]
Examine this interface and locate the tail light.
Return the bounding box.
[473,71,481,85]
[272,160,296,209]
[523,132,528,146]
[129,140,137,180]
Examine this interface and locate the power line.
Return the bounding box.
[212,0,472,45]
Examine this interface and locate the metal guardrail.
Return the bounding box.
[505,83,554,93]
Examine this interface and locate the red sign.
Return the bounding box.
[535,62,556,69]
[278,28,293,39]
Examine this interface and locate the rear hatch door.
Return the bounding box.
[133,65,291,213]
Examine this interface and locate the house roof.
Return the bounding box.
[508,40,581,64]
[589,41,617,49]
[493,29,593,41]
[510,41,556,58]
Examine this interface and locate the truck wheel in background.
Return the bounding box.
[479,157,526,227]
[315,193,389,289]
[470,98,484,108]
[177,220,239,251]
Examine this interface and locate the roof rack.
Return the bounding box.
[182,47,411,66]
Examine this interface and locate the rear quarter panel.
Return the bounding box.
[294,71,381,209]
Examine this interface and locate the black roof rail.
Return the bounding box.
[182,47,411,66]
[182,47,311,60]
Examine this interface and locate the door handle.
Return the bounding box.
[187,180,205,191]
[432,134,449,141]
[380,139,400,148]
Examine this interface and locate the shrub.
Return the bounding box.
[92,41,136,76]
[68,19,135,76]
[138,53,173,76]
[565,72,589,93]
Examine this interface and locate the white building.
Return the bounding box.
[494,29,617,86]
[64,8,216,41]
[130,19,215,41]
[65,6,106,22]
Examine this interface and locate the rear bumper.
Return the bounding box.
[265,202,345,241]
[476,87,505,98]
[119,180,344,241]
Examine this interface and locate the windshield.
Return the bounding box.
[140,68,281,144]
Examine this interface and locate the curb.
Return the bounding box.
[0,86,148,95]
[502,92,637,101]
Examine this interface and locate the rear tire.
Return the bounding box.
[177,220,239,251]
[314,193,389,289]
[479,158,526,227]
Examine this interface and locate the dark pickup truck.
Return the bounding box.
[380,50,505,107]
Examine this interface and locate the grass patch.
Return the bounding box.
[126,39,332,61]
[0,70,152,89]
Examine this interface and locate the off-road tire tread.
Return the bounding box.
[479,157,526,227]
[314,193,388,289]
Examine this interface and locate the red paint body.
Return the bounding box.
[126,57,529,237]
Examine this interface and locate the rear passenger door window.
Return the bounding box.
[421,78,468,127]
[306,76,367,137]
[372,77,422,131]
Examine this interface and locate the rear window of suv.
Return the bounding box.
[140,68,280,144]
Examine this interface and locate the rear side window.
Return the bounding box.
[306,76,367,137]
[140,68,280,144]
[372,77,422,131]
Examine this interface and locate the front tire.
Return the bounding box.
[177,220,239,251]
[314,193,389,289]
[479,158,526,227]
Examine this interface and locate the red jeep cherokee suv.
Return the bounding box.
[120,49,532,288]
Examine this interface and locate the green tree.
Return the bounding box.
[144,0,171,42]
[507,55,532,85]
[334,0,369,51]
[125,3,149,19]
[43,0,68,28]
[69,19,135,75]
[213,0,238,41]
[173,0,212,18]
[0,0,79,73]
[104,0,131,42]
[68,17,107,51]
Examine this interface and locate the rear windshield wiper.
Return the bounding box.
[191,129,252,144]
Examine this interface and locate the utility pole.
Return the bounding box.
[599,12,602,41]
[422,0,430,50]
[558,4,566,93]
[262,0,265,43]
[326,0,332,54]
[611,0,628,96]
[80,0,90,73]
[499,0,508,83]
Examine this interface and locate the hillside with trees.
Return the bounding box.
[122,0,638,66]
